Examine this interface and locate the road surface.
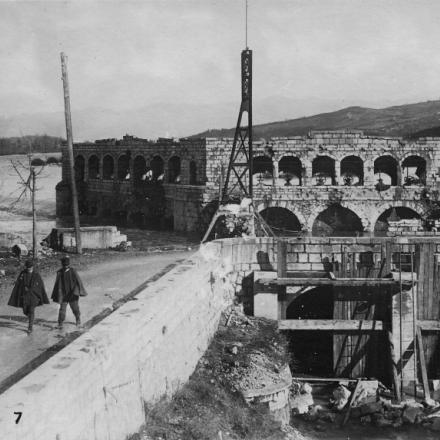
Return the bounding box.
[0,250,193,388]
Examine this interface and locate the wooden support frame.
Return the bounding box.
[416,326,431,400]
[257,278,397,287]
[278,319,384,331]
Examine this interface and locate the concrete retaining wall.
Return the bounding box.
[0,247,235,440]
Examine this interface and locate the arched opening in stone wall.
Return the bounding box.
[117,154,130,180]
[102,155,114,180]
[252,155,273,186]
[374,207,422,236]
[259,207,301,235]
[312,156,335,185]
[133,155,148,183]
[279,156,302,186]
[402,155,426,186]
[374,156,398,187]
[340,155,364,186]
[312,204,364,237]
[74,155,85,181]
[151,155,164,181]
[88,155,99,179]
[286,287,334,376]
[189,160,197,185]
[168,156,181,183]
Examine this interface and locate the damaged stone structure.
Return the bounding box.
[56,130,440,236]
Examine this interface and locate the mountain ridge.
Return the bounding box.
[191,100,440,139]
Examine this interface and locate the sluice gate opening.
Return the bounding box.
[253,238,440,399]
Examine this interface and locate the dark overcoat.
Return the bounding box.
[51,267,88,304]
[8,270,49,315]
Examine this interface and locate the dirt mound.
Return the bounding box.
[136,308,308,440]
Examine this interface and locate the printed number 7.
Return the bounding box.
[14,412,22,424]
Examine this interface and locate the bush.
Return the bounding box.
[30,157,45,166]
[46,156,60,165]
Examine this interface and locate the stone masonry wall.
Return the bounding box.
[0,249,235,440]
[57,131,440,233]
[204,132,440,234]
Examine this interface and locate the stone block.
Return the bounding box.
[402,404,423,424]
[254,293,278,320]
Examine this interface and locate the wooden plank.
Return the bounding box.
[257,278,397,287]
[278,319,384,331]
[286,271,328,278]
[291,377,357,382]
[350,252,357,278]
[426,244,436,372]
[342,249,347,278]
[385,241,392,275]
[418,320,440,331]
[342,379,362,426]
[417,244,425,321]
[416,326,431,400]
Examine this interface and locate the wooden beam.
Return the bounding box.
[342,379,362,426]
[417,326,431,400]
[278,319,384,331]
[291,377,358,382]
[418,320,440,331]
[257,277,397,287]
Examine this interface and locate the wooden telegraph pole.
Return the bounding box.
[31,167,37,259]
[60,52,82,254]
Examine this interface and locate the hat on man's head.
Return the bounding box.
[61,256,70,266]
[24,259,33,268]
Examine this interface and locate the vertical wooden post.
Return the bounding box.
[218,163,224,203]
[31,167,37,260]
[277,240,287,278]
[60,52,82,254]
[385,240,392,275]
[416,326,431,400]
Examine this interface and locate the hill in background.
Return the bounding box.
[192,100,440,139]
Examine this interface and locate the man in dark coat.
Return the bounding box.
[51,256,87,329]
[8,259,49,334]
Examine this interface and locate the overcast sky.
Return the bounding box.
[1,0,440,136]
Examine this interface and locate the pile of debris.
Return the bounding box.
[291,379,440,432]
[139,307,298,440]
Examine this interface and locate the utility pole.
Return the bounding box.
[60,52,82,254]
[31,167,37,259]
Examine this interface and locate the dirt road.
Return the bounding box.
[0,250,194,387]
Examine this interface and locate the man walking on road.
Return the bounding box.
[51,256,87,329]
[8,259,49,334]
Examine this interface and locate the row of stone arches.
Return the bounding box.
[259,205,424,236]
[253,154,427,187]
[74,154,198,184]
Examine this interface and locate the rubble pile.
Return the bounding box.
[139,308,298,440]
[291,379,440,432]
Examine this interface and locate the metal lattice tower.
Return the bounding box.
[221,48,253,202]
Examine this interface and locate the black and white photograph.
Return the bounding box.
[1,0,440,439]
